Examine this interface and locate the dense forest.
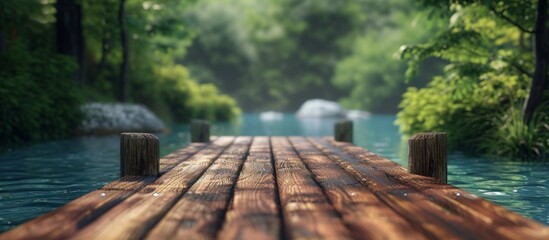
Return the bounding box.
[0,0,547,158]
[0,0,240,145]
[182,0,443,112]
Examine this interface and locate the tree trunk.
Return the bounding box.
[0,30,4,53]
[523,0,548,123]
[93,31,111,83]
[117,0,129,102]
[56,0,85,83]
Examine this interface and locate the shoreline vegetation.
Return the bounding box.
[0,0,240,147]
[397,0,548,160]
[0,0,547,159]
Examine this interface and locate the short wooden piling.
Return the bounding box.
[408,132,447,183]
[120,133,159,177]
[334,120,353,143]
[191,119,210,142]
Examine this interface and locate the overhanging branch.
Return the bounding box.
[488,6,534,34]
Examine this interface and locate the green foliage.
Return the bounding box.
[397,66,528,146]
[81,0,240,122]
[132,62,240,122]
[0,0,239,147]
[181,0,446,112]
[397,2,547,158]
[332,3,444,113]
[478,102,548,158]
[0,0,83,146]
[183,0,373,110]
[0,43,83,145]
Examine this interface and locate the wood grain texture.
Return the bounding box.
[325,138,549,239]
[4,135,548,240]
[310,138,509,240]
[66,137,235,240]
[217,137,281,240]
[408,133,447,183]
[145,137,252,239]
[159,142,209,175]
[0,177,153,240]
[120,133,160,177]
[289,137,427,240]
[0,141,209,240]
[271,137,354,240]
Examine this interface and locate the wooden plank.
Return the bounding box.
[159,142,209,175]
[324,138,549,239]
[309,137,509,240]
[289,137,427,240]
[0,177,151,240]
[218,137,281,240]
[0,141,209,240]
[67,137,235,240]
[145,137,252,239]
[271,137,354,239]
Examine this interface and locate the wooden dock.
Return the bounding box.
[2,136,549,239]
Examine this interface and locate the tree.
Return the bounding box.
[413,0,548,123]
[332,0,443,113]
[55,0,85,83]
[523,0,547,123]
[398,0,549,157]
[117,0,128,102]
[0,32,4,53]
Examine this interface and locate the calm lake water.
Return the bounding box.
[0,113,548,232]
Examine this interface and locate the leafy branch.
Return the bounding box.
[488,6,534,34]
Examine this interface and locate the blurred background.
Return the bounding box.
[0,0,548,232]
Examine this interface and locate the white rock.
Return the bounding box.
[345,109,371,119]
[79,103,165,134]
[260,111,284,121]
[296,99,345,118]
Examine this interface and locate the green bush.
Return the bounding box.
[396,64,547,158]
[131,63,240,123]
[397,3,547,159]
[0,44,83,145]
[478,99,549,159]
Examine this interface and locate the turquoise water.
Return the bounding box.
[0,113,548,232]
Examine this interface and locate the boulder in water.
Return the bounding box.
[79,103,165,134]
[345,109,371,119]
[296,99,345,118]
[260,111,284,121]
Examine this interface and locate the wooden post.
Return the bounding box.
[334,120,353,143]
[120,133,159,177]
[191,119,210,142]
[408,132,447,183]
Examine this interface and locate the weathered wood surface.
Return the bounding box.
[0,141,210,240]
[2,136,548,240]
[70,137,235,240]
[324,138,549,239]
[146,137,251,239]
[120,133,160,177]
[408,132,447,183]
[289,137,426,240]
[218,137,281,239]
[272,137,353,239]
